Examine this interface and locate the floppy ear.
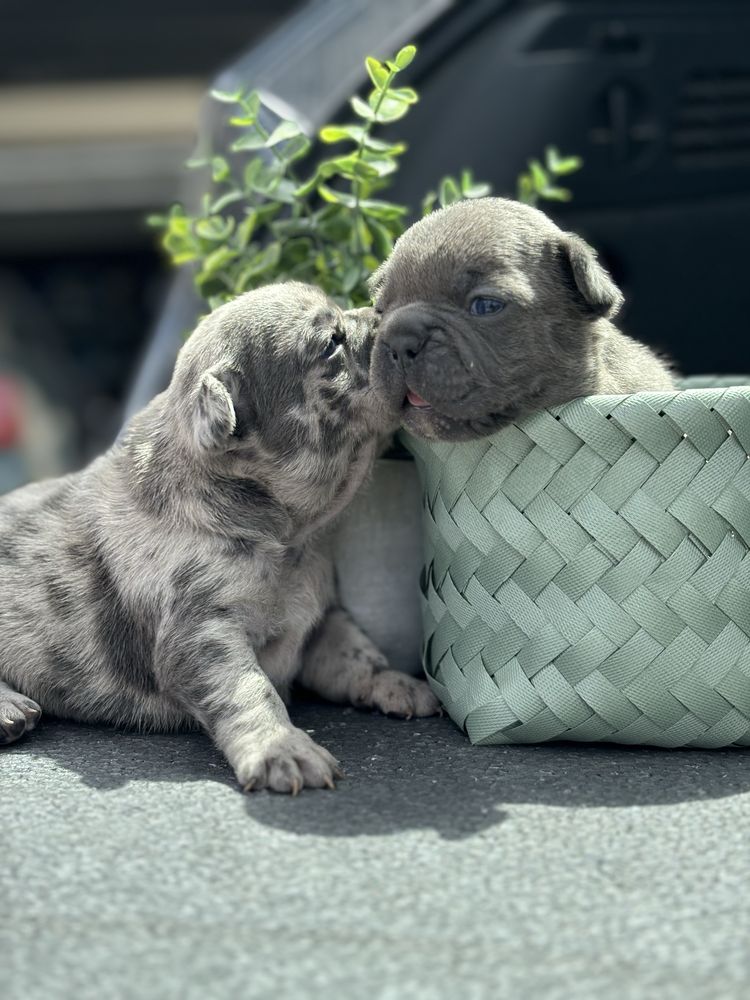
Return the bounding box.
[559,233,624,320]
[192,368,237,450]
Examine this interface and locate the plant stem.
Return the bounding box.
[255,119,328,265]
[350,68,397,277]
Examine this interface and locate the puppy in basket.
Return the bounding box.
[369,198,674,439]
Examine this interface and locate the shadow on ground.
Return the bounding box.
[9,701,750,841]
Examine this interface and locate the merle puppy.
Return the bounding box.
[370,197,674,439]
[0,282,439,793]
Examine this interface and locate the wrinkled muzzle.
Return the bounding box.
[373,304,486,417]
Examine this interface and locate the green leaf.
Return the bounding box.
[529,159,549,192]
[209,189,245,213]
[272,217,314,238]
[356,215,373,251]
[200,246,238,277]
[231,131,268,151]
[317,161,344,180]
[254,202,282,228]
[362,136,407,156]
[365,56,390,89]
[243,159,263,190]
[265,120,303,146]
[341,262,362,294]
[185,156,209,169]
[326,155,379,180]
[539,185,573,202]
[360,156,398,178]
[394,44,417,70]
[350,95,375,121]
[273,178,299,204]
[517,173,536,205]
[211,156,231,183]
[163,227,194,257]
[278,134,311,163]
[459,170,492,199]
[319,124,365,144]
[293,174,319,198]
[279,236,315,267]
[210,88,242,104]
[163,212,191,240]
[545,146,583,176]
[465,182,492,198]
[388,86,418,104]
[236,210,258,250]
[421,190,438,216]
[314,205,351,241]
[248,162,283,195]
[197,269,232,298]
[194,216,235,241]
[438,176,461,206]
[236,242,282,289]
[368,218,395,257]
[317,184,357,208]
[239,91,261,119]
[360,198,408,221]
[369,92,411,123]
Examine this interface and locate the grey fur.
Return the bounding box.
[0,282,439,792]
[369,197,674,440]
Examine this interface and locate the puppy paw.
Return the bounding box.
[0,688,41,745]
[364,670,441,720]
[238,727,343,795]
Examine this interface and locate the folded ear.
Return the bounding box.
[192,368,237,450]
[559,233,624,320]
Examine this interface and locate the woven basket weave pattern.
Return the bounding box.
[405,387,750,748]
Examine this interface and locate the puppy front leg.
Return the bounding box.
[300,607,441,719]
[156,618,341,793]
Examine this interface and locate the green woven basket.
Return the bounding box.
[404,384,750,748]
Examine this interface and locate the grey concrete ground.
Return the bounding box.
[3,701,750,1000]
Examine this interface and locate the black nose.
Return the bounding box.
[381,314,435,368]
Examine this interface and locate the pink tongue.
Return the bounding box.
[407,389,431,408]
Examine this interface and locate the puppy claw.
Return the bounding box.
[323,775,336,790]
[236,726,339,795]
[360,670,442,721]
[0,688,42,746]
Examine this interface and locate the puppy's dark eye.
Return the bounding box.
[320,330,346,360]
[470,296,505,316]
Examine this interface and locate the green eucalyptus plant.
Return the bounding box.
[150,44,582,310]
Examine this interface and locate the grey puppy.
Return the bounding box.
[370,197,674,439]
[0,282,439,793]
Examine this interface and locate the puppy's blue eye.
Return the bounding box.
[320,331,346,360]
[470,297,505,316]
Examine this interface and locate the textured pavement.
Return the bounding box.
[3,702,750,1000]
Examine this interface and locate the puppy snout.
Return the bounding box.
[381,309,441,370]
[385,329,424,364]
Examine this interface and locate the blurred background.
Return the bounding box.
[2,0,750,490]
